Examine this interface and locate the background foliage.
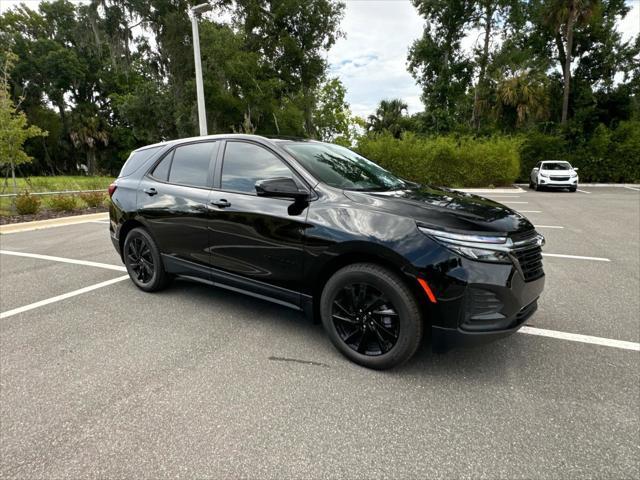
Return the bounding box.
[0,0,638,185]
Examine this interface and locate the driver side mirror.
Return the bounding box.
[255,177,309,201]
[573,167,579,172]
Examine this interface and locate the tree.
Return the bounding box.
[0,53,47,193]
[314,77,351,142]
[408,0,474,132]
[543,0,598,124]
[367,99,409,138]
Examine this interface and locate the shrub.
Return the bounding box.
[13,192,41,215]
[49,195,79,212]
[356,133,521,187]
[80,191,106,208]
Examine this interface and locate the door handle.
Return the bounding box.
[143,188,158,196]
[211,199,231,208]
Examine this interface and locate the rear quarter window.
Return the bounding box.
[119,146,162,178]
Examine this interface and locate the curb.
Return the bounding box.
[0,212,108,235]
[457,186,526,194]
[515,183,640,188]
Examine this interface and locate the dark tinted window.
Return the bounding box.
[221,142,293,194]
[168,142,217,187]
[284,142,405,191]
[151,153,172,180]
[119,146,161,177]
[541,162,572,170]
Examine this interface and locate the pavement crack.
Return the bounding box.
[268,356,330,368]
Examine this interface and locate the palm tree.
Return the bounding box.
[545,0,597,124]
[494,69,549,128]
[367,99,408,138]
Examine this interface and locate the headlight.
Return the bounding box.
[571,171,577,177]
[539,172,549,178]
[418,226,512,263]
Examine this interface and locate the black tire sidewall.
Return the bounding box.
[320,265,422,369]
[123,228,165,291]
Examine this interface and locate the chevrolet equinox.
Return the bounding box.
[109,134,545,369]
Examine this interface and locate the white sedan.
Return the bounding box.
[530,160,579,192]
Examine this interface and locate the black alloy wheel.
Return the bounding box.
[320,263,423,369]
[123,227,172,292]
[332,283,400,356]
[127,236,154,284]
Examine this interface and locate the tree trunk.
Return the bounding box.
[472,2,493,130]
[561,3,576,125]
[87,149,97,175]
[11,161,17,195]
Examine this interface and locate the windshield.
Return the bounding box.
[542,162,572,170]
[283,142,406,191]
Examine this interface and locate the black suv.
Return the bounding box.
[109,134,545,369]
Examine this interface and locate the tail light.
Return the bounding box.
[108,183,117,198]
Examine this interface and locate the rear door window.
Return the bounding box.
[119,146,162,177]
[167,142,218,188]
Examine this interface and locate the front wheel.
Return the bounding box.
[320,263,424,370]
[123,227,172,292]
[569,186,577,192]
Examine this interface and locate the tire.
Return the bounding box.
[320,263,423,370]
[569,186,577,192]
[535,182,543,191]
[529,180,534,189]
[123,227,172,292]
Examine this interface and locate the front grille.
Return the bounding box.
[550,176,570,181]
[514,245,544,282]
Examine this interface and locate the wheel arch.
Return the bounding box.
[309,247,432,325]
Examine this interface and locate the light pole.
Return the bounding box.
[190,3,212,136]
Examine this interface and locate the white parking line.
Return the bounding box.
[0,250,126,272]
[0,276,130,319]
[518,210,542,213]
[520,326,639,352]
[503,201,529,204]
[577,189,591,194]
[488,196,521,198]
[536,225,564,229]
[542,253,610,262]
[623,186,640,192]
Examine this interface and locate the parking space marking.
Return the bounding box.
[542,253,610,262]
[518,210,542,213]
[503,201,529,204]
[0,275,129,319]
[487,196,521,198]
[0,250,126,272]
[520,326,639,352]
[536,225,564,229]
[577,189,592,194]
[623,186,640,191]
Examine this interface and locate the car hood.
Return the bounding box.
[343,185,534,235]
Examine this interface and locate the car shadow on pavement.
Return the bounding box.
[164,277,527,382]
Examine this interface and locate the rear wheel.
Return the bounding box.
[320,263,423,370]
[123,227,172,292]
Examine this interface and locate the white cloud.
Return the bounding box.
[327,0,424,118]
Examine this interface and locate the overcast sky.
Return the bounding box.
[2,0,639,118]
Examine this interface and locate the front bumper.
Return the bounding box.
[539,177,578,188]
[421,251,545,350]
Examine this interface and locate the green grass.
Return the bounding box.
[0,176,114,216]
[0,176,114,194]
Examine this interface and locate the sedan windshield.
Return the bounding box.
[542,162,572,170]
[283,142,406,191]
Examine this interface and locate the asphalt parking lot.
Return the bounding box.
[1,186,639,479]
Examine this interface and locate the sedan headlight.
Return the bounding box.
[571,171,578,177]
[539,172,549,178]
[418,226,512,263]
